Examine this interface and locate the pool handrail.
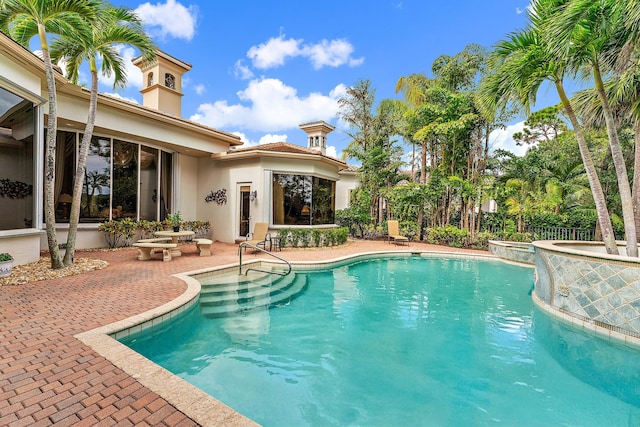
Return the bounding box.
[238,242,292,276]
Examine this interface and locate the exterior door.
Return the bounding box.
[239,185,251,237]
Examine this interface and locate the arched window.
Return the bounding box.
[164,73,175,89]
[147,72,154,87]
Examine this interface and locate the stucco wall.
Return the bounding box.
[177,154,199,221]
[0,54,42,96]
[336,172,358,210]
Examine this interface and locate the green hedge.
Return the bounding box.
[278,227,349,248]
[425,226,532,250]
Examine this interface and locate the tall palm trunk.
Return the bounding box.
[633,119,640,238]
[64,68,98,265]
[555,80,619,254]
[39,26,63,269]
[593,64,638,256]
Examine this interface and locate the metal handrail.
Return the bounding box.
[238,242,292,276]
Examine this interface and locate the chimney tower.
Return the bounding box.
[299,121,335,155]
[132,50,191,117]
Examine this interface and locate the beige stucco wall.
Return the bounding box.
[0,60,42,98]
[198,155,344,243]
[196,157,262,243]
[0,230,43,265]
[177,154,199,221]
[336,171,358,210]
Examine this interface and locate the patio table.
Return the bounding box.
[153,230,195,256]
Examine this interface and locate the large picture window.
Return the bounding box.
[272,173,335,225]
[0,86,35,230]
[51,132,173,223]
[82,136,110,220]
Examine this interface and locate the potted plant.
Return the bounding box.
[166,211,183,232]
[0,253,13,278]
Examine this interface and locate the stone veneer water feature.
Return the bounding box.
[533,240,640,339]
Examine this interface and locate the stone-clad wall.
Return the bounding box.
[534,241,640,336]
[488,241,535,265]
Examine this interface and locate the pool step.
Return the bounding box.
[199,268,291,297]
[199,274,307,318]
[200,272,295,304]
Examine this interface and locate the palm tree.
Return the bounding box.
[0,0,100,268]
[478,20,619,253]
[50,4,156,265]
[550,0,638,255]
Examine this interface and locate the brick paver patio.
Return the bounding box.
[0,240,486,426]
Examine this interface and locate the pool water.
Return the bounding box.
[120,256,640,426]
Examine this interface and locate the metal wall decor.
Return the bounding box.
[0,178,33,199]
[205,188,227,205]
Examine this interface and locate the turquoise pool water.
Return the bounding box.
[120,255,640,426]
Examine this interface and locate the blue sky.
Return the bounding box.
[92,0,550,159]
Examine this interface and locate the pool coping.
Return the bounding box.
[74,250,514,426]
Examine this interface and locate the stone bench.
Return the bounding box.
[137,237,173,243]
[132,242,177,261]
[194,238,212,256]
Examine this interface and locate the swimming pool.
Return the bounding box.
[120,255,640,426]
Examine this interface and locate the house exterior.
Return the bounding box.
[0,33,357,265]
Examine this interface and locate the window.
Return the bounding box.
[112,139,138,219]
[147,72,154,87]
[51,132,173,223]
[81,136,110,221]
[0,86,35,230]
[164,73,175,89]
[272,173,335,225]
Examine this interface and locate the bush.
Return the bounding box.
[98,217,137,248]
[277,227,349,248]
[184,220,211,239]
[425,226,470,248]
[98,218,212,248]
[138,220,163,239]
[470,231,493,249]
[335,207,372,238]
[399,220,419,242]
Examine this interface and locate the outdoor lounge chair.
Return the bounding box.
[244,222,270,251]
[387,220,409,246]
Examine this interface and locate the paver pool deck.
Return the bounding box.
[0,240,487,426]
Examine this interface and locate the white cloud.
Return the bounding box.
[489,121,529,157]
[98,45,144,90]
[303,39,365,69]
[234,60,254,80]
[135,0,198,41]
[326,145,338,158]
[190,78,342,132]
[258,134,288,144]
[518,2,535,16]
[231,131,256,147]
[247,35,302,69]
[246,35,363,70]
[193,83,206,95]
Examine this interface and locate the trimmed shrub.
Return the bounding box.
[277,227,349,248]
